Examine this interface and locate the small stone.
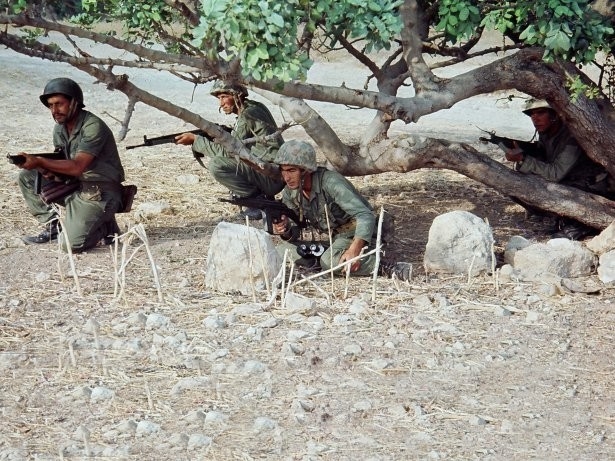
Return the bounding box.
[176,174,200,185]
[343,344,362,356]
[90,386,115,402]
[187,434,212,449]
[468,415,487,426]
[526,311,540,323]
[253,417,277,432]
[135,420,161,437]
[493,306,512,317]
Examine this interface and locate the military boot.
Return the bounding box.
[379,261,413,281]
[22,220,60,245]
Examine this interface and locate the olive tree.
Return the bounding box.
[1,0,615,227]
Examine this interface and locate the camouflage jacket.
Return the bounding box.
[281,167,376,242]
[517,124,606,189]
[193,99,283,163]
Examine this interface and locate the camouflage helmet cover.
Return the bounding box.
[40,78,85,108]
[210,80,248,98]
[274,140,317,172]
[522,98,552,115]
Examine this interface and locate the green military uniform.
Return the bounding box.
[277,167,379,275]
[192,99,285,197]
[19,110,125,252]
[516,124,610,194]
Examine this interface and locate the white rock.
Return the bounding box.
[187,434,212,449]
[243,360,267,374]
[205,411,228,425]
[176,174,200,185]
[204,222,282,295]
[203,315,227,329]
[343,344,362,356]
[253,417,277,432]
[146,313,170,330]
[287,329,310,341]
[424,210,494,275]
[135,420,161,437]
[284,292,317,314]
[115,419,138,435]
[125,312,147,328]
[504,235,532,265]
[514,239,596,279]
[83,318,100,334]
[586,221,615,255]
[597,250,615,283]
[90,386,115,403]
[134,200,172,220]
[353,400,373,412]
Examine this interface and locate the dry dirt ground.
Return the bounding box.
[0,43,614,460]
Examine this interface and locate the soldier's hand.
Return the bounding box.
[174,132,196,145]
[272,215,289,235]
[503,141,524,162]
[16,152,36,170]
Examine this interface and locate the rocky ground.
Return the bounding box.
[0,41,614,460]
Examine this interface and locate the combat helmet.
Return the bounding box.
[274,140,317,172]
[40,78,85,108]
[210,80,248,98]
[522,98,552,115]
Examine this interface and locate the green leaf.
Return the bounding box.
[368,1,382,12]
[268,12,285,28]
[459,7,469,22]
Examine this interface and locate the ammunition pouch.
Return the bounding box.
[40,180,80,205]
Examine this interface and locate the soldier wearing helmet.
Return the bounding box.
[271,140,412,281]
[175,79,284,219]
[501,97,612,240]
[13,77,128,252]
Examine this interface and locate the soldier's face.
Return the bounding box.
[528,108,556,134]
[280,165,303,189]
[46,94,72,124]
[217,94,237,114]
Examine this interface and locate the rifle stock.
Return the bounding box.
[219,196,305,234]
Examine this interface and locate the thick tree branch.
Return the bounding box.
[340,135,615,228]
[399,0,441,93]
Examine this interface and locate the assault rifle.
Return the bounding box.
[220,196,306,234]
[7,147,66,166]
[125,125,232,150]
[7,147,71,194]
[478,128,543,158]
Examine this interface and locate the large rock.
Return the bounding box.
[424,210,494,276]
[512,238,596,280]
[205,222,282,295]
[597,250,615,284]
[586,220,615,255]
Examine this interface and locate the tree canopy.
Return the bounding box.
[1,0,615,228]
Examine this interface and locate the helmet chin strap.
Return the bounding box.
[65,98,79,122]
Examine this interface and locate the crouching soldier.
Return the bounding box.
[14,78,127,252]
[271,140,412,280]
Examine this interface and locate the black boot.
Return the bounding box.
[551,218,596,241]
[102,218,121,245]
[379,261,413,281]
[22,221,60,244]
